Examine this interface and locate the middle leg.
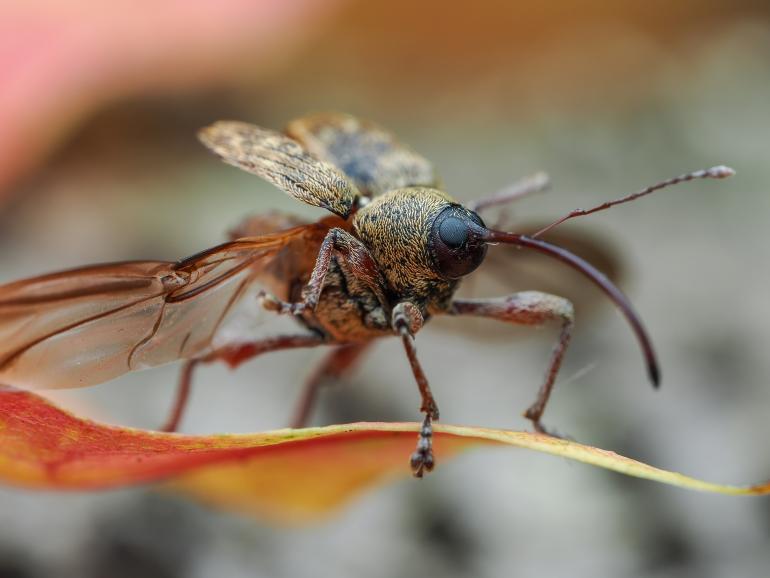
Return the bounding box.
[290,341,372,428]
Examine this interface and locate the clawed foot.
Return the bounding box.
[530,420,561,438]
[258,291,307,316]
[410,414,435,478]
[524,410,572,440]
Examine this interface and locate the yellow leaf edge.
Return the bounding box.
[425,423,770,496]
[164,422,770,523]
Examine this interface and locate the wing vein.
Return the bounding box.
[0,291,166,371]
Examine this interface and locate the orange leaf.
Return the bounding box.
[0,386,768,523]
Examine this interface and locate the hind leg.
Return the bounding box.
[160,334,328,432]
[468,172,550,214]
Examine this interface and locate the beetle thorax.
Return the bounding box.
[352,187,458,308]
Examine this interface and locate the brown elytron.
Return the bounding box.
[0,113,734,477]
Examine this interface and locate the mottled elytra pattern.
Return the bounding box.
[198,121,358,218]
[353,187,457,310]
[286,113,440,197]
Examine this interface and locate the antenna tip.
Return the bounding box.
[532,171,551,188]
[707,165,736,179]
[648,363,661,389]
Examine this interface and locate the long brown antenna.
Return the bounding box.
[532,165,735,238]
[480,228,660,387]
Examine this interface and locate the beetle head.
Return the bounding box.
[352,187,488,305]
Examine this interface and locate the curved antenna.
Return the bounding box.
[479,228,660,388]
[532,165,735,238]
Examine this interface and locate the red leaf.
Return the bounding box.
[0,387,768,523]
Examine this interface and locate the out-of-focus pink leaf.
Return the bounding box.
[0,0,346,196]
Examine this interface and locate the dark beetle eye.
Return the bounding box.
[438,217,468,248]
[429,206,488,279]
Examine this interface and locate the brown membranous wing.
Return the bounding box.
[199,121,358,218]
[286,113,440,197]
[0,229,311,390]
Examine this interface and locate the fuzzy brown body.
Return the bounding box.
[231,187,463,343]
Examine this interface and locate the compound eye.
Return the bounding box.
[438,217,468,248]
[429,206,488,279]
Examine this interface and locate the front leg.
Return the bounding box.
[392,302,439,478]
[448,292,574,434]
[259,227,387,316]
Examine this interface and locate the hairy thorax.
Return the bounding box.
[352,187,460,313]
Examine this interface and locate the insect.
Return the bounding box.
[0,113,733,477]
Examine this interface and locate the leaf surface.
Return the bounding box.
[0,387,767,522]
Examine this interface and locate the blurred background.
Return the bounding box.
[1,1,770,577]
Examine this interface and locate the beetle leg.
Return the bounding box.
[392,302,438,478]
[447,292,574,435]
[161,359,198,432]
[301,227,387,311]
[258,227,387,316]
[467,172,550,214]
[290,342,371,428]
[160,334,327,432]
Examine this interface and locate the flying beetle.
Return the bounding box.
[0,113,734,477]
